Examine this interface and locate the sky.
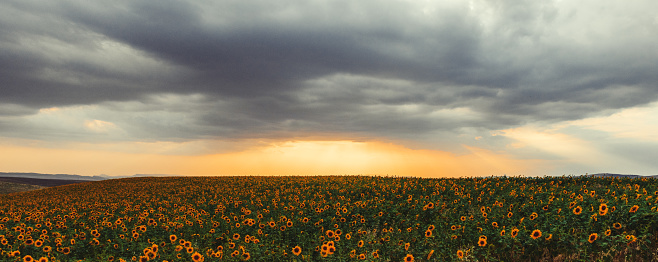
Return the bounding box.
[1,0,657,178]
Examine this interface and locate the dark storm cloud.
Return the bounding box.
[57,0,482,97]
[1,0,657,144]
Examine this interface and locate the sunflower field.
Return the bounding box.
[1,175,657,262]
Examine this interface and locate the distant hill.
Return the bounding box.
[0,172,109,181]
[588,173,658,179]
[0,176,95,187]
[0,172,113,193]
[0,180,45,194]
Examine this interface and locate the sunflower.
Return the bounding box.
[573,206,582,215]
[358,240,364,247]
[530,229,542,239]
[358,253,366,260]
[404,254,414,262]
[478,238,487,247]
[500,229,505,236]
[457,250,464,259]
[38,257,48,262]
[605,229,611,236]
[511,228,519,238]
[529,212,538,220]
[629,205,639,213]
[599,204,608,216]
[191,252,205,262]
[492,222,498,228]
[23,255,34,262]
[424,229,432,237]
[613,223,622,229]
[242,252,250,260]
[588,233,598,243]
[545,234,552,240]
[292,246,302,256]
[326,230,335,238]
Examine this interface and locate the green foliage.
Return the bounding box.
[0,175,657,261]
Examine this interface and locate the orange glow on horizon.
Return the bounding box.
[0,139,545,178]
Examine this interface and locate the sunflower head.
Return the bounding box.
[629,205,639,213]
[588,233,598,243]
[478,238,487,247]
[292,246,301,256]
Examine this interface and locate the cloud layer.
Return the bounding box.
[1,0,658,175]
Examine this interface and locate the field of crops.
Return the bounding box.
[1,175,657,262]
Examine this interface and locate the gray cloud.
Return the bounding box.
[1,0,658,152]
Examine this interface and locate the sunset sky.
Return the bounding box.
[1,0,657,178]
